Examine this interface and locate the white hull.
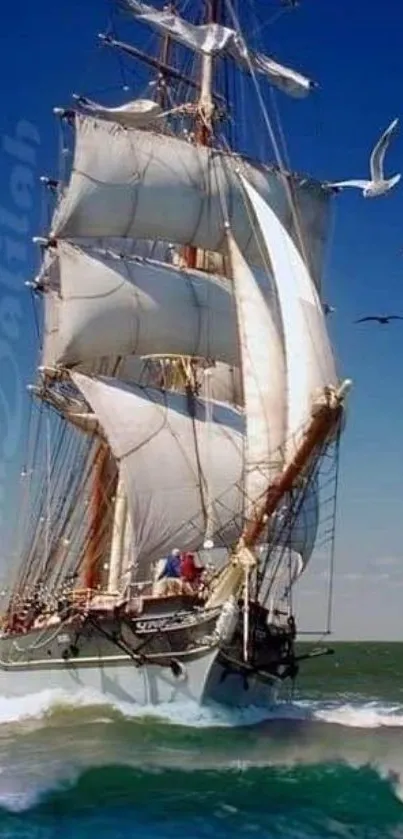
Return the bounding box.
[0,647,278,708]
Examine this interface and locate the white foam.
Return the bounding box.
[300,700,403,729]
[0,688,402,731]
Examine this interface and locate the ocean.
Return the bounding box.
[0,642,403,838]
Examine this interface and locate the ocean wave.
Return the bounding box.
[0,761,401,837]
[0,689,403,823]
[0,687,403,730]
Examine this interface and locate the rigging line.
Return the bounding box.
[53,431,94,539]
[19,414,76,591]
[14,400,45,585]
[50,426,95,529]
[186,381,209,529]
[27,415,68,551]
[40,430,90,583]
[29,291,41,344]
[107,2,132,92]
[54,453,95,586]
[259,450,320,599]
[224,0,331,334]
[249,5,290,39]
[44,413,51,577]
[325,432,341,635]
[12,393,37,575]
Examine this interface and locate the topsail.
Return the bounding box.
[118,0,315,98]
[40,241,278,371]
[52,117,331,290]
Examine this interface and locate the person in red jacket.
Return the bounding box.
[180,552,203,591]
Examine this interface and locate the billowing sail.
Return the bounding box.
[72,373,318,578]
[239,175,338,458]
[118,0,314,97]
[41,242,277,370]
[227,231,285,517]
[51,117,331,289]
[72,373,245,577]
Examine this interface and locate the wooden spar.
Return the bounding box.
[83,441,117,590]
[242,380,352,549]
[99,35,226,105]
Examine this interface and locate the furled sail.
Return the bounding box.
[118,0,314,98]
[40,242,277,370]
[227,231,285,518]
[51,117,331,289]
[73,95,164,127]
[239,176,338,459]
[72,374,318,579]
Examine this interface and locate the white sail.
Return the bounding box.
[74,96,164,127]
[41,241,279,370]
[227,231,285,518]
[118,0,314,98]
[72,373,318,579]
[51,117,330,289]
[72,373,245,577]
[198,363,242,406]
[239,175,338,458]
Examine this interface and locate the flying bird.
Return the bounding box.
[330,118,401,197]
[323,303,336,316]
[354,315,403,325]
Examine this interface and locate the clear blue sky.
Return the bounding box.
[0,0,403,639]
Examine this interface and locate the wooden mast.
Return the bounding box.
[84,3,221,592]
[183,0,219,269]
[155,2,174,109]
[83,441,117,590]
[83,4,179,594]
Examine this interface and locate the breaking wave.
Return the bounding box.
[0,688,402,838]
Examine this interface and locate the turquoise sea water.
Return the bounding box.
[1,642,403,838]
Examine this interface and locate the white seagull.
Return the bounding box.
[330,118,401,197]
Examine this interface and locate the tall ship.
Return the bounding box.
[0,0,351,707]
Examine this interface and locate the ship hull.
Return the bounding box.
[0,609,280,708]
[0,640,278,708]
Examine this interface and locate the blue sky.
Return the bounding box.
[0,0,403,639]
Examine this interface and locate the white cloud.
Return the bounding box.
[370,556,400,569]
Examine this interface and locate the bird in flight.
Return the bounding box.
[354,315,403,325]
[329,118,401,197]
[323,303,336,316]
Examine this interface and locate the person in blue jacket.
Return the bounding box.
[159,548,181,580]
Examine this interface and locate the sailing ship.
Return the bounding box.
[0,0,351,707]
